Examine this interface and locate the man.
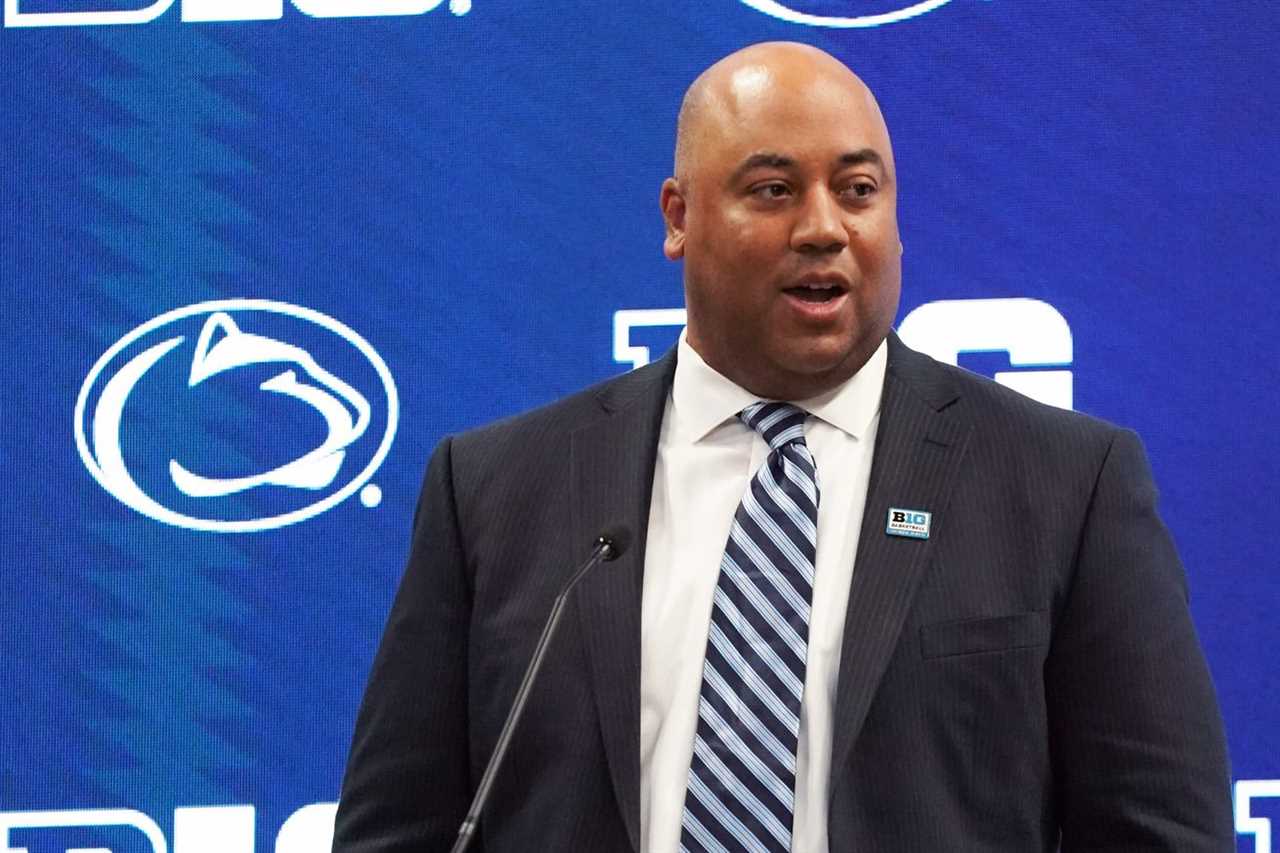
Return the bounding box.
[333,42,1233,852]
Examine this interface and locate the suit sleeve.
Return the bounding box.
[1046,428,1234,851]
[333,436,473,853]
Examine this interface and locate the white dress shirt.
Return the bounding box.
[639,333,887,853]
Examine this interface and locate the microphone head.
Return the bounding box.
[596,525,632,561]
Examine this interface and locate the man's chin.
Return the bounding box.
[738,348,861,400]
[780,339,865,378]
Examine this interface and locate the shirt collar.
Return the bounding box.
[670,331,887,444]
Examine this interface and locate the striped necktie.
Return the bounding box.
[680,401,819,853]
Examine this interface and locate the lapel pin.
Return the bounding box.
[886,507,931,540]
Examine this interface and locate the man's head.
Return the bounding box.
[661,42,901,400]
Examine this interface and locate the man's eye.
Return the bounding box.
[752,183,790,199]
[845,181,876,199]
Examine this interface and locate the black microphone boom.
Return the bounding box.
[448,527,631,853]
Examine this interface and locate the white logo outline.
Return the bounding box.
[74,298,399,533]
[3,0,470,27]
[1237,779,1280,853]
[0,802,338,853]
[738,0,955,29]
[612,297,1073,410]
[897,297,1073,410]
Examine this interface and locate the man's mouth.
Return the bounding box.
[784,282,845,303]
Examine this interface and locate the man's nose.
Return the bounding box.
[791,188,847,254]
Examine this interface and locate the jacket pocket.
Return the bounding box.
[920,610,1050,659]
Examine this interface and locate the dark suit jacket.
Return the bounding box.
[332,334,1233,852]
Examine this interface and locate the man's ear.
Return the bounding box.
[660,178,686,260]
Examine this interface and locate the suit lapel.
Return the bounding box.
[570,351,674,853]
[829,336,973,773]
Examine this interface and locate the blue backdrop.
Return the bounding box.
[2,1,1277,850]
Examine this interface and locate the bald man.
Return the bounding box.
[333,43,1233,852]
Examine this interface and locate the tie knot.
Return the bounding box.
[739,401,809,451]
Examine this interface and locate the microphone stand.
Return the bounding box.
[449,533,623,853]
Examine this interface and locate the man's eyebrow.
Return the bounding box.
[729,152,795,183]
[839,148,885,171]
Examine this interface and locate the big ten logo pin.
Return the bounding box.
[886,508,931,540]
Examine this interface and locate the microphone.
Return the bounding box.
[449,527,632,853]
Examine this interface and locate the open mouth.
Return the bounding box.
[784,283,845,303]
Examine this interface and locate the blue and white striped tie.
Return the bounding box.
[680,402,818,853]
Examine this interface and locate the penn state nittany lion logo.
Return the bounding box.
[74,299,398,533]
[167,312,371,498]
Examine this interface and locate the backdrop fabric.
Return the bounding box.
[1,2,1276,851]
